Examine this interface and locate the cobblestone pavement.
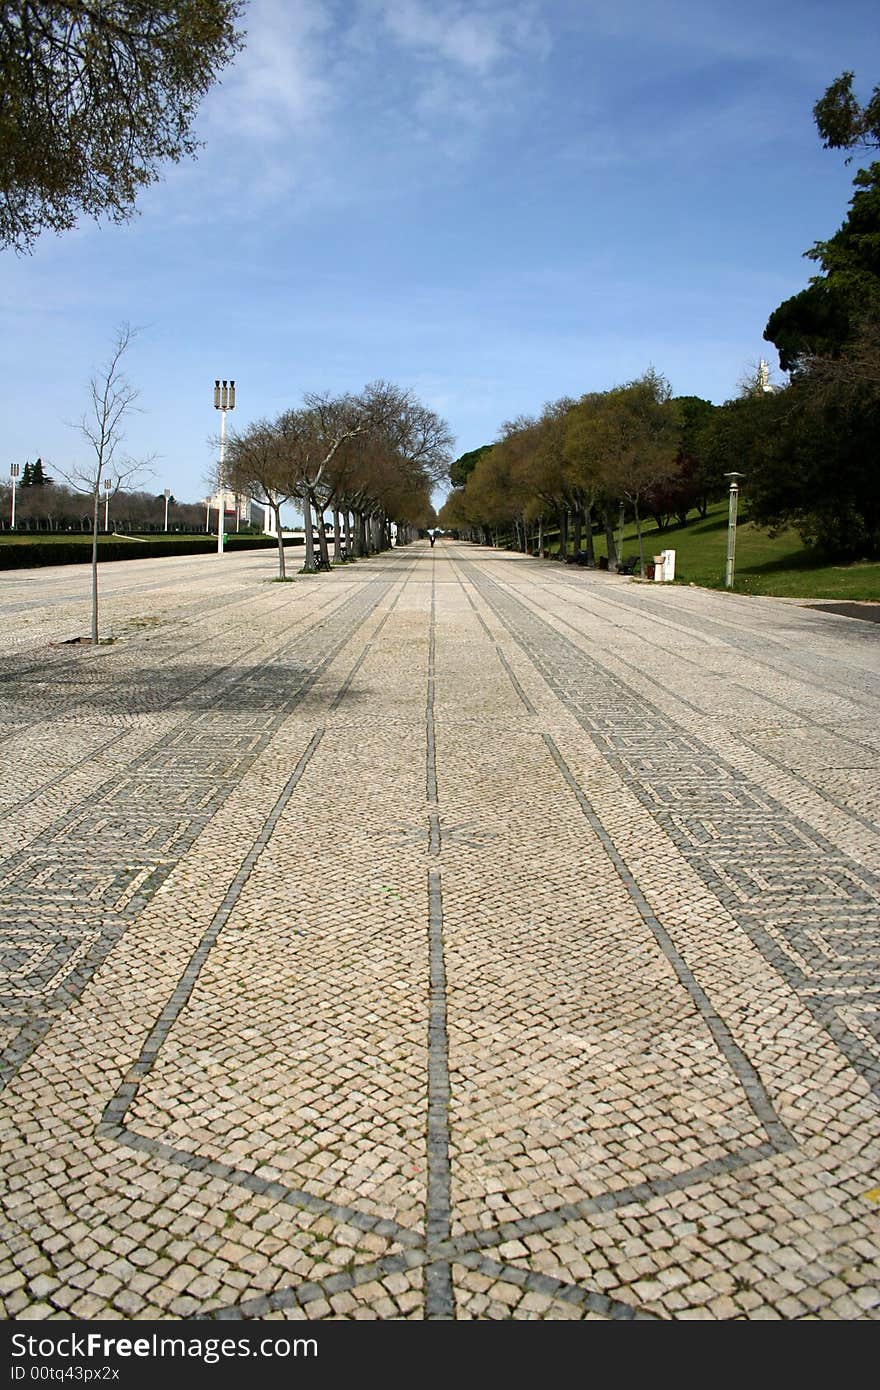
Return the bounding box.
[1,542,879,1320]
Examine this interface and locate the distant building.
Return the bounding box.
[756,358,783,394]
[209,489,250,528]
[249,499,276,533]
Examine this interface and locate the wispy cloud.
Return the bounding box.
[163,0,555,217]
[375,0,551,72]
[204,0,336,141]
[378,1,506,72]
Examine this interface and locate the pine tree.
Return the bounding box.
[31,457,48,485]
[21,461,33,486]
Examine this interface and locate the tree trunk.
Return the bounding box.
[302,501,317,571]
[572,512,582,555]
[538,517,544,558]
[603,504,618,570]
[635,496,645,578]
[584,506,595,566]
[91,486,100,643]
[274,502,286,579]
[333,508,342,562]
[311,492,331,569]
[558,509,568,559]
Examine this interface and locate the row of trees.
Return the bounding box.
[439,373,720,576]
[0,475,209,533]
[442,72,880,566]
[224,382,450,579]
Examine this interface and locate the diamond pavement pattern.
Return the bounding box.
[0,542,878,1320]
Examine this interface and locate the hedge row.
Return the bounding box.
[0,535,303,570]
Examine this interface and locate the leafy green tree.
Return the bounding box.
[765,73,880,370]
[669,396,717,521]
[752,344,880,557]
[0,2,244,252]
[694,391,774,503]
[813,71,880,157]
[764,163,880,369]
[574,372,681,576]
[564,392,617,564]
[449,444,492,489]
[529,398,583,558]
[754,72,880,555]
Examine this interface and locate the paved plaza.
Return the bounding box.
[1,541,879,1320]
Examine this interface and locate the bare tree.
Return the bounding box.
[60,324,153,641]
[274,395,366,572]
[224,418,296,579]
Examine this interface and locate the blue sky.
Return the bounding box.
[2,0,879,518]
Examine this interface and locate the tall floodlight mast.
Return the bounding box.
[213,378,236,554]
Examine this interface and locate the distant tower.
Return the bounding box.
[757,359,771,392]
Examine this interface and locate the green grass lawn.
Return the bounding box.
[588,504,880,601]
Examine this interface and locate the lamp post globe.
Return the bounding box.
[723,472,745,589]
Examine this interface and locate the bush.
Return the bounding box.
[0,534,295,570]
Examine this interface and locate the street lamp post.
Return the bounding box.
[723,472,744,589]
[9,463,19,529]
[205,496,211,533]
[213,378,236,555]
[163,488,171,532]
[103,476,112,532]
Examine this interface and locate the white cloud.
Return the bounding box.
[375,1,550,74]
[379,1,504,72]
[203,0,336,142]
[126,0,553,223]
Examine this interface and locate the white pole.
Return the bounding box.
[205,498,210,533]
[213,379,235,555]
[217,405,227,555]
[724,473,744,589]
[10,464,19,529]
[164,489,170,532]
[104,480,111,532]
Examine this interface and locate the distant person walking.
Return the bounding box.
[428,531,435,548]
